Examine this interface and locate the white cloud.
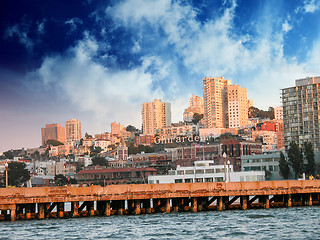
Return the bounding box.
[106,0,317,110]
[65,18,83,33]
[27,34,164,131]
[282,21,292,33]
[5,24,34,51]
[37,20,46,34]
[26,0,320,137]
[303,0,320,13]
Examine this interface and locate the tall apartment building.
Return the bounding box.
[282,76,320,150]
[203,76,249,129]
[41,124,65,145]
[227,84,249,128]
[203,76,231,128]
[183,95,204,122]
[65,118,81,146]
[247,99,253,110]
[274,106,283,122]
[111,121,124,135]
[142,99,171,135]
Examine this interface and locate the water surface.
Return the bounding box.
[0,206,319,239]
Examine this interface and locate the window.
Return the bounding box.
[205,169,215,173]
[205,178,213,182]
[177,170,184,175]
[185,178,193,183]
[175,179,183,183]
[195,169,204,174]
[215,177,224,182]
[195,178,203,182]
[185,170,194,174]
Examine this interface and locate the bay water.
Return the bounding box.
[0,206,319,239]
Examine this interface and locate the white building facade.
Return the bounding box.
[148,160,265,184]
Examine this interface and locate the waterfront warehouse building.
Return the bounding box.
[281,76,320,150]
[241,151,285,180]
[148,160,265,184]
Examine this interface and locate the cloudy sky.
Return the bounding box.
[1,0,320,153]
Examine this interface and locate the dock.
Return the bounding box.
[1,180,320,221]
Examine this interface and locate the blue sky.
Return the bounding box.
[1,0,320,153]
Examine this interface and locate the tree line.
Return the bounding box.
[279,141,316,179]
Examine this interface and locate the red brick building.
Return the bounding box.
[257,120,283,132]
[75,167,157,185]
[131,152,173,174]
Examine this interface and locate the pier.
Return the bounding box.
[1,180,320,221]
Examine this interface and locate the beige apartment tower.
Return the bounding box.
[203,76,231,128]
[227,84,249,129]
[183,95,204,122]
[41,123,65,145]
[65,118,82,146]
[111,121,124,135]
[142,99,171,135]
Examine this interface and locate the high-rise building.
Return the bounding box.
[41,123,65,145]
[282,76,320,150]
[111,121,124,135]
[227,84,249,129]
[274,106,283,122]
[203,76,231,128]
[247,99,253,110]
[183,95,204,122]
[142,99,171,135]
[65,118,82,146]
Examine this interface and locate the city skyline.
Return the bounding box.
[1,0,320,153]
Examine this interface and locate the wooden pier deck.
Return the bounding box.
[1,180,320,221]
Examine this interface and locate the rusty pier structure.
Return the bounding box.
[1,180,320,221]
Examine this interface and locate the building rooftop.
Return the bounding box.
[77,167,157,174]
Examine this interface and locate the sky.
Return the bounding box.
[1,0,320,153]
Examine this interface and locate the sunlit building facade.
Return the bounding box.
[203,76,249,129]
[282,76,320,150]
[227,84,249,129]
[142,99,171,135]
[183,95,204,122]
[203,76,231,128]
[41,123,65,145]
[65,118,81,146]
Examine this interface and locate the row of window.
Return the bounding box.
[174,177,223,183]
[169,168,225,175]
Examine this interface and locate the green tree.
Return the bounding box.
[85,132,92,138]
[264,167,272,180]
[128,145,139,155]
[46,139,64,146]
[192,113,204,124]
[54,174,68,186]
[7,162,30,187]
[145,145,155,153]
[67,154,75,160]
[91,156,108,166]
[108,144,117,150]
[279,151,290,179]
[126,125,139,132]
[248,106,274,119]
[3,150,14,159]
[90,146,102,157]
[303,141,315,176]
[288,141,304,179]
